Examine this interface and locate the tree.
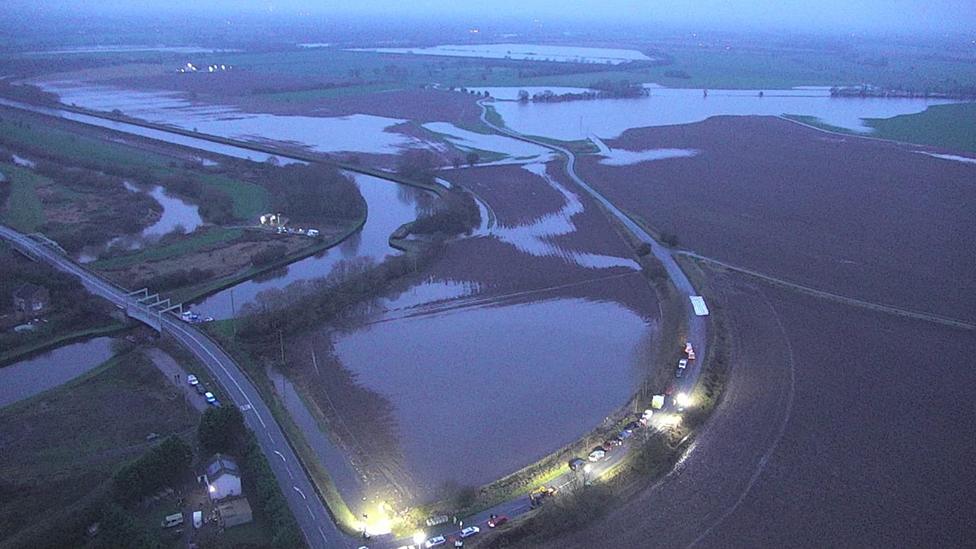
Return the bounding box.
[198,405,247,456]
[465,151,480,167]
[113,436,193,504]
[395,149,438,184]
[517,89,530,102]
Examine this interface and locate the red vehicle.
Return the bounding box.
[487,515,508,528]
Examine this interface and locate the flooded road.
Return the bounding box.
[330,296,651,498]
[192,174,431,319]
[0,337,115,408]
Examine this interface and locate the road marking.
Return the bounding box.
[273,450,286,462]
[293,486,307,500]
[306,505,314,518]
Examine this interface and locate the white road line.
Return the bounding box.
[274,450,286,462]
[293,486,307,500]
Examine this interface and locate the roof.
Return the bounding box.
[689,296,710,316]
[217,496,252,517]
[13,283,46,301]
[205,453,240,479]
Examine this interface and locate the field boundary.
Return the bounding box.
[677,251,975,330]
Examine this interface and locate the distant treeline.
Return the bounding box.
[830,84,976,99]
[518,79,649,103]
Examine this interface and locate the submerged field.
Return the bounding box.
[576,115,976,322]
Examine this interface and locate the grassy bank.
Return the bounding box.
[0,163,45,231]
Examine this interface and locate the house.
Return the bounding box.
[204,453,242,501]
[12,283,50,315]
[216,496,253,528]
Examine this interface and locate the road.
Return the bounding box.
[478,101,709,408]
[0,225,345,549]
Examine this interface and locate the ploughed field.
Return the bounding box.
[531,268,976,549]
[576,115,976,322]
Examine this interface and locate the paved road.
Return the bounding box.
[478,101,709,407]
[0,225,345,549]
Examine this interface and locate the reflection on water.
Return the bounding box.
[331,297,650,497]
[0,337,115,408]
[487,87,961,140]
[78,181,203,262]
[193,174,430,319]
[491,163,639,270]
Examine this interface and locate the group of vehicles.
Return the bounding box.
[180,310,215,324]
[186,374,220,407]
[675,341,695,378]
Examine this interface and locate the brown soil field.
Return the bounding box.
[576,115,976,322]
[101,232,319,288]
[524,268,976,548]
[442,163,567,226]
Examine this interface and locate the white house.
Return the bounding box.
[205,454,242,502]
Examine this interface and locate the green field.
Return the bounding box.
[0,164,46,231]
[0,107,269,220]
[787,102,976,152]
[91,226,244,270]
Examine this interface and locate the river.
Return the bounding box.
[0,337,115,408]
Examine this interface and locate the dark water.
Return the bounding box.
[0,336,115,408]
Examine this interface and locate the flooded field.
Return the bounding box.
[330,296,651,496]
[350,43,654,64]
[193,174,431,318]
[78,181,203,262]
[486,87,959,140]
[0,337,115,408]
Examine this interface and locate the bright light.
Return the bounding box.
[676,392,692,408]
[413,531,427,544]
[207,484,216,493]
[359,503,393,536]
[659,413,682,427]
[583,464,592,473]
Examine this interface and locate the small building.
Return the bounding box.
[204,453,242,502]
[12,283,50,315]
[216,496,253,528]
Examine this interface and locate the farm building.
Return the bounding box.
[12,283,50,314]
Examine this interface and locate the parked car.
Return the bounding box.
[204,392,216,404]
[460,526,480,538]
[678,358,688,369]
[568,457,587,471]
[619,429,633,439]
[588,448,606,461]
[675,367,685,379]
[608,436,624,447]
[487,515,508,528]
[187,374,199,386]
[209,399,221,408]
[425,536,446,547]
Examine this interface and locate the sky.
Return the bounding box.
[5,0,976,36]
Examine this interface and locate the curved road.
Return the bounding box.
[478,101,709,402]
[0,225,343,549]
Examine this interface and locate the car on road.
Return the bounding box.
[187,374,199,386]
[204,391,216,404]
[425,535,446,547]
[568,457,587,471]
[675,366,685,378]
[588,448,606,461]
[487,515,508,528]
[460,526,480,538]
[678,358,688,369]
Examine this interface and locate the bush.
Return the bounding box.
[409,188,481,236]
[112,436,193,504]
[395,149,438,185]
[198,405,247,456]
[250,244,288,267]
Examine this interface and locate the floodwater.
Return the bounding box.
[598,148,700,166]
[331,296,650,496]
[0,337,115,408]
[40,83,418,155]
[491,163,640,270]
[351,44,653,65]
[78,181,203,262]
[0,97,303,165]
[423,122,552,161]
[486,87,960,140]
[192,173,431,319]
